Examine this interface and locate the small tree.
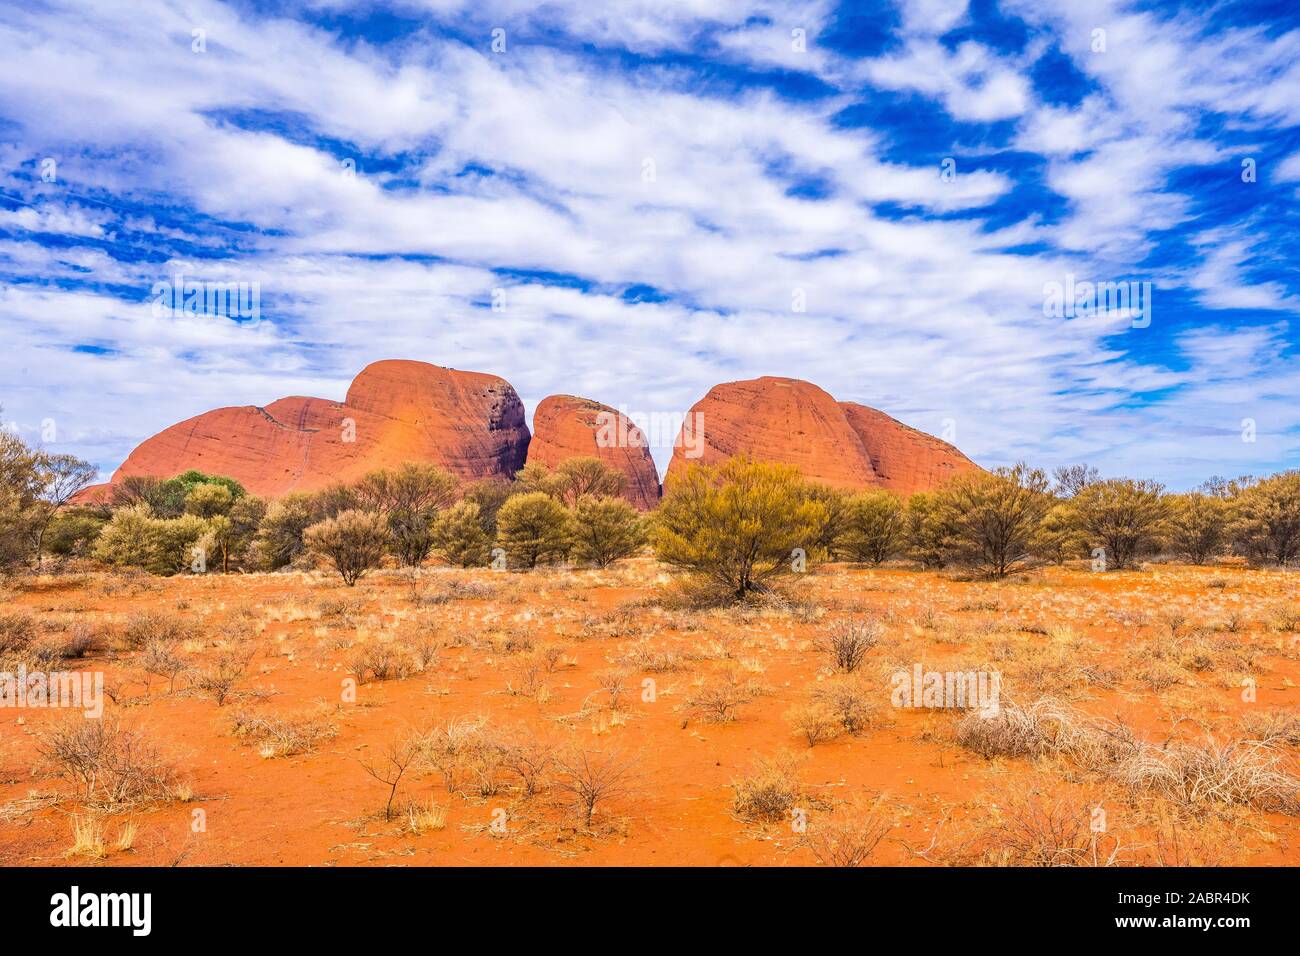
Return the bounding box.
[1033,502,1085,565]
[652,458,827,599]
[495,492,573,569]
[252,493,313,568]
[183,482,233,518]
[554,747,637,829]
[32,452,98,566]
[461,479,514,539]
[1052,464,1100,499]
[840,491,906,565]
[571,495,645,568]
[903,492,952,569]
[551,457,626,507]
[110,475,167,511]
[801,482,852,556]
[1,428,44,571]
[937,464,1051,577]
[304,510,389,585]
[354,462,458,567]
[1231,471,1300,566]
[517,457,626,507]
[1166,493,1229,565]
[92,504,158,570]
[1070,478,1167,571]
[150,514,211,574]
[432,501,491,567]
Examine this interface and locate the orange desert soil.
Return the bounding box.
[1,561,1296,867]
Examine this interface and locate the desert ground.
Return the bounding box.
[2,557,1298,868]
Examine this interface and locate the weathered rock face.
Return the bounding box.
[527,395,661,509]
[106,360,531,497]
[839,402,979,492]
[665,376,978,493]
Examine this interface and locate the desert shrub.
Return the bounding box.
[1069,478,1168,570]
[118,610,190,650]
[417,716,491,793]
[360,733,422,821]
[432,501,491,567]
[801,799,892,866]
[936,464,1051,577]
[732,753,802,822]
[594,669,629,710]
[140,641,188,693]
[193,649,254,705]
[1052,464,1100,498]
[92,506,209,574]
[1166,493,1229,564]
[460,480,514,539]
[652,458,827,599]
[687,669,759,722]
[1113,736,1299,814]
[149,514,211,573]
[52,622,99,659]
[554,747,638,828]
[304,510,389,585]
[91,505,158,570]
[816,618,880,672]
[800,482,852,556]
[37,715,179,806]
[786,702,841,746]
[504,652,549,700]
[43,507,109,558]
[1231,471,1300,566]
[353,462,458,567]
[223,495,266,568]
[839,491,906,564]
[230,710,338,757]
[903,492,952,568]
[570,495,645,568]
[499,730,557,797]
[1242,709,1300,746]
[251,493,316,569]
[1,428,96,569]
[811,675,879,734]
[494,492,573,569]
[0,610,35,653]
[1033,503,1086,565]
[349,641,410,684]
[984,792,1116,867]
[518,456,626,507]
[955,697,1078,760]
[184,482,233,518]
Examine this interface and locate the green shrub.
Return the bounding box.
[571,496,645,568]
[840,491,906,564]
[652,457,827,599]
[432,501,492,567]
[495,492,573,569]
[304,510,389,585]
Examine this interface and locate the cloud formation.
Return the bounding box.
[1,0,1297,489]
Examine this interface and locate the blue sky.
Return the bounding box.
[2,0,1299,488]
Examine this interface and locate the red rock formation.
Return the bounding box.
[665,376,978,493]
[839,402,979,492]
[104,360,530,497]
[527,395,660,509]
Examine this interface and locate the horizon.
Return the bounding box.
[3,0,1300,491]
